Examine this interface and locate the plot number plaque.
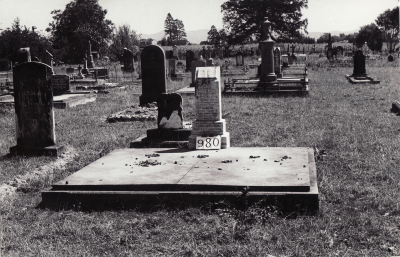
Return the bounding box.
[196,136,221,150]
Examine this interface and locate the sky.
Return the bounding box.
[0,0,398,35]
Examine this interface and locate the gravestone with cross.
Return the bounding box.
[140,45,166,106]
[10,62,64,156]
[188,66,230,149]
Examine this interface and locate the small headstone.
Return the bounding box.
[95,68,109,79]
[123,48,134,72]
[52,75,70,96]
[140,45,166,106]
[236,52,244,66]
[10,62,63,156]
[188,66,230,149]
[157,93,183,129]
[185,50,194,72]
[168,59,176,77]
[388,54,394,62]
[66,67,75,74]
[190,57,206,87]
[352,50,366,77]
[327,49,333,60]
[201,47,206,59]
[206,58,214,67]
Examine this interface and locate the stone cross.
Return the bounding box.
[10,62,63,156]
[140,45,166,106]
[188,66,230,149]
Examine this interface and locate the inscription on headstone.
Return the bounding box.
[188,66,230,149]
[140,45,166,106]
[51,75,70,95]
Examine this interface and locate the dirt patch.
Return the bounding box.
[106,103,158,123]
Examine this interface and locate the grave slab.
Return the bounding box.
[42,147,318,212]
[0,93,96,109]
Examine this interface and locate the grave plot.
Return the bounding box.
[222,19,309,96]
[345,50,380,84]
[107,103,158,123]
[42,65,319,213]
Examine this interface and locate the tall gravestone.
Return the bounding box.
[87,40,95,68]
[352,50,366,77]
[259,19,277,82]
[218,49,224,59]
[123,48,134,72]
[185,50,194,72]
[188,66,230,149]
[206,58,214,67]
[140,45,166,106]
[190,57,206,87]
[10,62,63,156]
[274,47,282,78]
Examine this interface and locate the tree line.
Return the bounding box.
[0,0,398,68]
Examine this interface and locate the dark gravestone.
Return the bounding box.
[236,52,244,66]
[42,50,53,68]
[352,50,366,77]
[165,50,173,59]
[388,54,394,62]
[123,49,134,72]
[10,62,63,156]
[87,40,94,68]
[337,46,344,56]
[185,50,194,72]
[52,75,70,96]
[157,93,183,129]
[256,49,261,56]
[201,47,206,59]
[95,68,109,79]
[140,45,166,106]
[190,58,206,87]
[66,67,75,74]
[17,47,31,64]
[218,49,224,59]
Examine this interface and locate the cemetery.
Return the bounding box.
[0,0,399,256]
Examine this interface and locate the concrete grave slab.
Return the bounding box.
[42,147,319,211]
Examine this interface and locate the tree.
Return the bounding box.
[207,25,220,45]
[46,0,113,63]
[174,19,187,45]
[0,18,53,64]
[356,23,383,52]
[316,33,330,43]
[164,14,187,45]
[221,0,308,45]
[109,24,141,61]
[164,13,175,45]
[376,6,399,52]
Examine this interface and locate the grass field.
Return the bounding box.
[0,55,399,256]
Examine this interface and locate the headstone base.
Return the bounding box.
[345,74,380,84]
[10,144,64,157]
[147,128,192,142]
